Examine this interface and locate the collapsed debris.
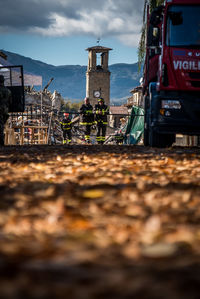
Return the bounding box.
[4,84,131,145]
[5,86,64,145]
[4,87,101,145]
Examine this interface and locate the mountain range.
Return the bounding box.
[2,50,141,104]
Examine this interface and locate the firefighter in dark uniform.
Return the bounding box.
[114,130,124,144]
[94,98,109,144]
[60,113,72,144]
[0,75,12,146]
[79,97,94,143]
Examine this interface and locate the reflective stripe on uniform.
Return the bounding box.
[102,109,108,115]
[85,110,93,114]
[85,135,90,140]
[60,122,72,125]
[96,120,107,124]
[80,122,93,125]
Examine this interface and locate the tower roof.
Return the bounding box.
[86,46,112,53]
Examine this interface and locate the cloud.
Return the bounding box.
[0,0,144,47]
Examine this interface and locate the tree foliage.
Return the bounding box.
[61,100,83,113]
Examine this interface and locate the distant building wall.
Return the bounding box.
[128,86,143,108]
[109,106,128,128]
[86,71,111,107]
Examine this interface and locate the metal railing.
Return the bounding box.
[7,107,145,145]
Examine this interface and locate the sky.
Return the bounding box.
[0,0,144,66]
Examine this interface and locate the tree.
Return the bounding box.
[138,0,164,72]
[60,100,83,114]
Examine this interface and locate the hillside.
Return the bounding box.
[2,50,141,102]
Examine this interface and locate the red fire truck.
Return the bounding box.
[143,0,200,147]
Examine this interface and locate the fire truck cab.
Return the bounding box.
[143,0,200,147]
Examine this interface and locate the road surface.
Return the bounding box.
[0,144,200,298]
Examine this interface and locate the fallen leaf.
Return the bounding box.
[82,189,105,199]
[141,242,178,258]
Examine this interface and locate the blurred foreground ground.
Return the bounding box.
[1,144,200,299]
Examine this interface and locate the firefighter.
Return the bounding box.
[60,113,72,144]
[79,97,94,143]
[0,75,12,146]
[94,98,109,144]
[114,130,124,145]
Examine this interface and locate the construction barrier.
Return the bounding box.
[124,106,144,145]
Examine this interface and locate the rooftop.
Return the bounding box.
[130,86,142,93]
[110,106,128,115]
[86,46,112,53]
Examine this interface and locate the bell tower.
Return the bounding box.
[86,46,112,107]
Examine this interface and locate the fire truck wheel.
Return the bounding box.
[149,129,175,148]
[144,96,150,146]
[143,125,149,146]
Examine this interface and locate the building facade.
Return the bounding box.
[127,86,143,108]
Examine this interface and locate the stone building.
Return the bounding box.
[127,86,143,109]
[86,46,112,107]
[109,106,128,128]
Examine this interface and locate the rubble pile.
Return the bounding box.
[5,88,64,145]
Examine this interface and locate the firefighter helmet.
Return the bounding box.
[98,97,104,102]
[64,113,69,117]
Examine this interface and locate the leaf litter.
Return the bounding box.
[0,145,200,298]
